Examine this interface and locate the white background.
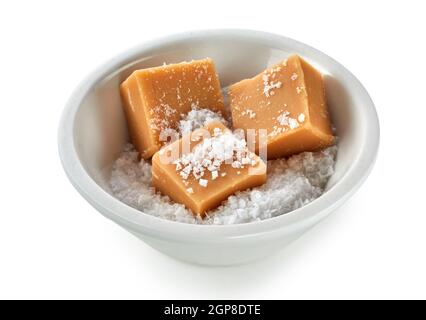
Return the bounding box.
[0,0,425,300]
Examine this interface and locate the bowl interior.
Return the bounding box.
[73,33,366,207]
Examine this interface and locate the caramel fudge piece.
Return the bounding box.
[152,121,267,215]
[120,58,225,159]
[229,55,334,159]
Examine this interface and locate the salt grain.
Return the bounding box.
[288,118,299,129]
[277,111,290,126]
[242,109,256,119]
[211,170,218,180]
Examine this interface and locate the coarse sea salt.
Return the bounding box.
[110,143,337,225]
[178,104,228,134]
[172,126,257,189]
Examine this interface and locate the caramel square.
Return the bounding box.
[229,55,334,159]
[120,58,225,159]
[152,122,267,215]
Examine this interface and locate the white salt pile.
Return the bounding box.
[110,145,336,225]
[110,107,337,225]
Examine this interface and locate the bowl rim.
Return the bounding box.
[58,29,380,243]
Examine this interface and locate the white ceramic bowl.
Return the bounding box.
[58,30,379,266]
